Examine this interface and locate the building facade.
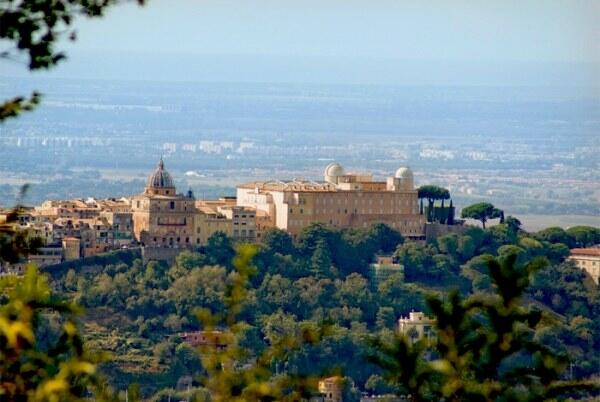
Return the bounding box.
[568,248,600,284]
[398,311,435,344]
[236,163,425,238]
[368,255,404,289]
[131,159,196,247]
[318,376,343,402]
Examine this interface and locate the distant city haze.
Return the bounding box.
[0,1,599,231]
[2,0,599,86]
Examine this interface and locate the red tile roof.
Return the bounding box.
[571,248,600,257]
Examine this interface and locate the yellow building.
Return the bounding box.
[236,163,425,238]
[194,201,233,244]
[194,198,259,244]
[568,248,600,284]
[318,376,343,402]
[131,158,196,247]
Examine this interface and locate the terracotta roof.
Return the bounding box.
[571,248,600,257]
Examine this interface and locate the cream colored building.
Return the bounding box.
[569,248,600,284]
[318,376,342,402]
[194,201,233,244]
[236,163,425,238]
[194,198,259,243]
[131,159,196,247]
[398,311,435,344]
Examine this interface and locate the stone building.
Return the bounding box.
[131,158,196,247]
[194,200,233,244]
[569,248,600,284]
[318,376,343,402]
[236,163,425,238]
[100,211,134,247]
[194,198,260,243]
[368,255,404,289]
[398,311,435,344]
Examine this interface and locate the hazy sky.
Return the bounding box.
[3,0,600,85]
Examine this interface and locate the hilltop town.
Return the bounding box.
[1,160,431,267]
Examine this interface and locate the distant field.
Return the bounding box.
[515,215,600,231]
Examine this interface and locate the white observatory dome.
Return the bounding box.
[324,162,345,183]
[394,166,414,189]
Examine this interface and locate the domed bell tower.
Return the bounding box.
[145,158,177,196]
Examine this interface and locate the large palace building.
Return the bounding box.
[131,158,196,247]
[236,163,425,238]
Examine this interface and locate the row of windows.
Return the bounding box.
[233,229,255,236]
[152,236,190,244]
[289,207,416,215]
[234,221,254,226]
[314,197,413,206]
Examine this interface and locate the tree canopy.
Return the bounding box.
[460,202,503,229]
[417,185,451,223]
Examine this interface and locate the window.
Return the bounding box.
[170,201,175,209]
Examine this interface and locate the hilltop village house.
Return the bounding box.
[2,159,426,269]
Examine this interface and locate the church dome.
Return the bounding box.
[147,158,175,189]
[324,162,345,183]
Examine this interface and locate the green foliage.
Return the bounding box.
[417,185,450,223]
[0,266,112,401]
[0,92,41,122]
[195,244,326,402]
[310,239,333,278]
[204,231,236,268]
[417,185,450,201]
[460,202,503,229]
[534,227,573,247]
[370,253,600,401]
[566,226,600,248]
[35,222,599,398]
[261,228,296,256]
